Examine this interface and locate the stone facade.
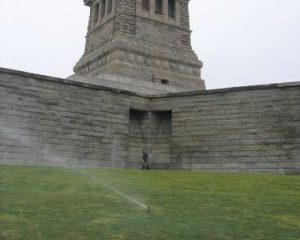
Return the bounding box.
[1,68,299,174]
[71,0,205,93]
[0,1,299,174]
[151,85,300,173]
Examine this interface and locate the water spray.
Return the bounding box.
[74,168,152,213]
[0,122,152,213]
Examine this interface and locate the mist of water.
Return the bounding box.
[0,121,69,165]
[0,120,151,212]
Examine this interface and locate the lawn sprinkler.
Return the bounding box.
[147,206,152,213]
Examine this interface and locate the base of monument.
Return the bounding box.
[67,73,203,95]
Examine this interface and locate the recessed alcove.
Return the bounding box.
[155,0,163,15]
[142,0,150,11]
[128,109,172,169]
[161,79,169,85]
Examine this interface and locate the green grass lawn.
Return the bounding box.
[0,166,299,240]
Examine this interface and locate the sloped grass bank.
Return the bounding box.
[0,166,299,240]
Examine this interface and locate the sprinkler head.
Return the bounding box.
[147,206,152,213]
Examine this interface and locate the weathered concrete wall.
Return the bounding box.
[151,84,300,174]
[1,68,299,174]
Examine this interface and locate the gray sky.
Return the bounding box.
[0,0,299,89]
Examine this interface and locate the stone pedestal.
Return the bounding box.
[72,0,205,93]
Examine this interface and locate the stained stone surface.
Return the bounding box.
[1,67,299,174]
[71,0,205,94]
[1,1,299,175]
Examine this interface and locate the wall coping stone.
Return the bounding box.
[1,67,299,99]
[0,67,144,97]
[151,81,300,99]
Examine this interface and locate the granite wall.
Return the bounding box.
[151,84,300,174]
[73,0,205,93]
[1,68,299,173]
[0,68,148,168]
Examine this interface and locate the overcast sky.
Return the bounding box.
[0,0,299,89]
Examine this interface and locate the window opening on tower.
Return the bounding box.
[168,0,175,19]
[108,0,113,14]
[93,3,99,23]
[101,0,106,18]
[155,0,163,15]
[142,0,150,11]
